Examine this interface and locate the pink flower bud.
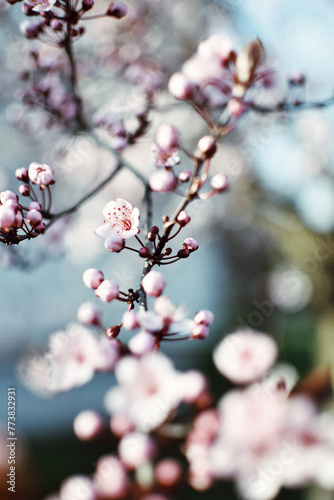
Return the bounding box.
[73,410,104,441]
[191,324,209,339]
[194,310,214,326]
[177,248,190,259]
[183,237,199,251]
[33,222,45,233]
[18,185,30,196]
[83,268,104,289]
[210,173,229,192]
[227,98,245,117]
[19,20,42,39]
[26,209,43,227]
[142,270,165,297]
[0,206,16,232]
[14,212,23,229]
[105,234,125,253]
[155,459,183,487]
[139,247,151,258]
[82,0,94,11]
[106,2,128,18]
[168,72,193,100]
[50,18,63,31]
[29,201,42,210]
[177,211,190,227]
[118,432,155,469]
[155,124,179,150]
[106,325,121,339]
[197,135,217,159]
[95,280,119,302]
[178,169,192,182]
[77,302,101,326]
[28,161,54,189]
[4,199,19,210]
[15,168,29,182]
[122,310,140,330]
[1,190,17,205]
[149,170,177,192]
[22,3,38,16]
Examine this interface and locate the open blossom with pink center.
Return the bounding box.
[28,162,54,189]
[151,144,180,168]
[95,198,140,241]
[213,328,278,384]
[46,324,119,392]
[24,0,56,12]
[104,352,185,432]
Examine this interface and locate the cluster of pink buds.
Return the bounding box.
[0,162,54,244]
[12,0,128,41]
[168,34,275,128]
[149,125,229,202]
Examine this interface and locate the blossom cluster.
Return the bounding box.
[0,162,54,244]
[37,329,334,500]
[168,34,274,113]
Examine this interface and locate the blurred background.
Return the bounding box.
[0,0,334,498]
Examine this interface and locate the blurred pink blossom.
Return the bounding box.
[213,328,278,384]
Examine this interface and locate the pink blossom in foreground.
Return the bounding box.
[118,432,156,469]
[46,325,119,392]
[154,458,183,488]
[185,382,334,500]
[24,0,56,12]
[94,455,129,498]
[73,410,104,441]
[95,198,140,240]
[213,328,278,384]
[59,475,97,500]
[104,352,185,432]
[28,162,54,189]
[77,302,101,326]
